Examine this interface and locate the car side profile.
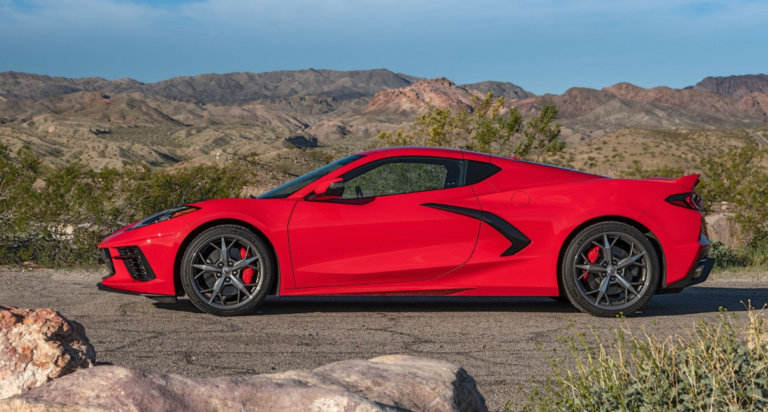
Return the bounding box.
[97,147,714,317]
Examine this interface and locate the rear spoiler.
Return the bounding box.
[674,174,701,190]
[641,174,701,190]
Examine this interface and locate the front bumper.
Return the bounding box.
[97,218,190,296]
[97,282,177,303]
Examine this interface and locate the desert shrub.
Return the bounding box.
[699,145,768,232]
[513,307,768,412]
[377,95,564,162]
[710,240,749,269]
[0,145,255,266]
[745,228,768,268]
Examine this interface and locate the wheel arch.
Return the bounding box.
[555,215,667,297]
[173,218,281,297]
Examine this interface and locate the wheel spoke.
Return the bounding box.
[232,256,259,271]
[229,276,253,299]
[614,274,640,298]
[616,252,645,269]
[603,234,613,262]
[575,263,605,273]
[220,236,229,264]
[192,264,221,273]
[594,276,610,305]
[208,277,225,304]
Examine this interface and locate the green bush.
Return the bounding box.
[710,240,749,269]
[513,307,768,411]
[0,145,255,267]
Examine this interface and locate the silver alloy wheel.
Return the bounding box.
[572,232,651,310]
[189,234,264,310]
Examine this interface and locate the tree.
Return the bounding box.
[376,93,564,162]
[514,104,564,163]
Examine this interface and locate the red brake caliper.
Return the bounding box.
[582,246,600,280]
[240,248,253,284]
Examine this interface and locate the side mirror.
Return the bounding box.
[307,178,344,200]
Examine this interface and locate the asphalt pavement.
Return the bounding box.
[1,269,767,411]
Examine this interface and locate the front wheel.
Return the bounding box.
[180,225,274,316]
[561,222,660,317]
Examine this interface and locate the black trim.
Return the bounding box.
[100,248,116,279]
[325,197,376,205]
[662,247,714,291]
[97,282,177,303]
[115,246,156,281]
[422,203,532,256]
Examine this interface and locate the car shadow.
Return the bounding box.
[154,286,768,317]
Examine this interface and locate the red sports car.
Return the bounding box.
[98,147,713,317]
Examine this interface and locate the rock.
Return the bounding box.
[706,213,746,248]
[0,355,487,412]
[0,306,95,399]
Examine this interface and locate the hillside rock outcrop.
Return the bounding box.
[0,306,95,399]
[364,77,482,116]
[0,355,487,412]
[693,74,768,100]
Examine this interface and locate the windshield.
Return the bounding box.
[257,154,365,199]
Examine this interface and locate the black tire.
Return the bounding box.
[561,222,659,317]
[180,225,274,316]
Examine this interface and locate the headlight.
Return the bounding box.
[128,206,199,231]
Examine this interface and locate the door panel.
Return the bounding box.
[288,186,481,288]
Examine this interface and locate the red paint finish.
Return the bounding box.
[97,147,710,301]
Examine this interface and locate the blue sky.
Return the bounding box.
[0,0,766,95]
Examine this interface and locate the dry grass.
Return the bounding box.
[551,129,754,176]
[514,304,768,411]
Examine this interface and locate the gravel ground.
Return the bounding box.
[1,268,766,411]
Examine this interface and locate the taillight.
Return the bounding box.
[665,192,704,211]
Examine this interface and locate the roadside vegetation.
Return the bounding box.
[377,93,565,162]
[511,306,768,411]
[0,144,255,266]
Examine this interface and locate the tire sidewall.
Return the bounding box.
[562,222,660,317]
[180,225,273,316]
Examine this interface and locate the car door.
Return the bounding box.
[288,155,481,289]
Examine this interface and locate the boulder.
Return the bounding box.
[0,355,487,412]
[0,306,95,399]
[706,213,746,248]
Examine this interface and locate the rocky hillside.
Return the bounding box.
[462,80,536,100]
[362,77,485,115]
[0,69,419,103]
[1,68,767,169]
[511,82,768,129]
[693,74,768,100]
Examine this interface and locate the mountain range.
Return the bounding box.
[0,69,766,170]
[2,70,767,130]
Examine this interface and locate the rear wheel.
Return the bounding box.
[180,225,273,316]
[562,222,659,317]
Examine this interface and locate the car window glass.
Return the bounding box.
[257,154,364,199]
[341,157,463,199]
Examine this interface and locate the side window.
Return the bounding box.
[465,161,501,185]
[341,157,465,199]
